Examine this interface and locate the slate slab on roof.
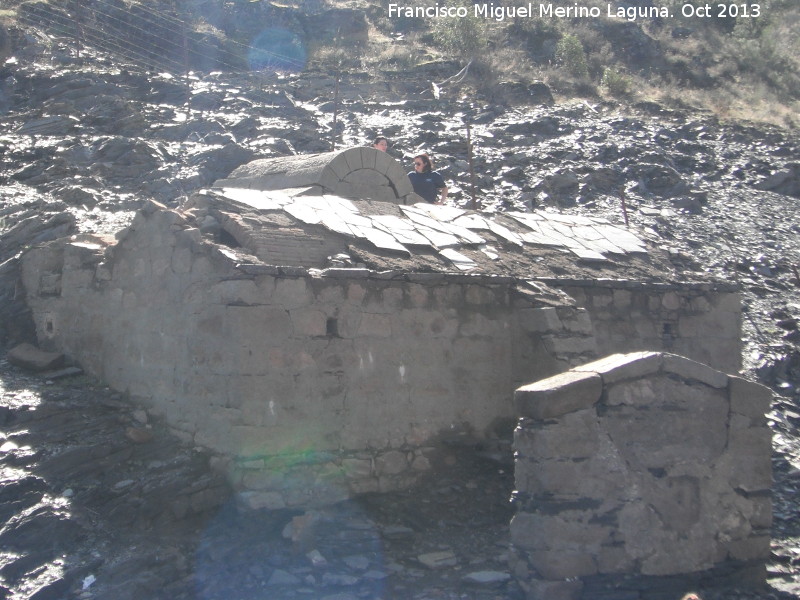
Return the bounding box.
[187,188,692,283]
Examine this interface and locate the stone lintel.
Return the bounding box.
[662,353,729,388]
[319,268,371,279]
[515,370,602,419]
[572,351,662,384]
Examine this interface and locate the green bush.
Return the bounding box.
[433,0,487,59]
[601,67,631,97]
[555,33,589,79]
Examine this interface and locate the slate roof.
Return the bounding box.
[189,187,680,283]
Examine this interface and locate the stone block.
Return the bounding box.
[375,450,408,476]
[713,291,743,313]
[343,147,364,171]
[328,154,350,179]
[514,410,600,459]
[727,535,771,562]
[589,290,613,308]
[517,307,563,333]
[612,288,632,309]
[690,295,711,312]
[559,310,593,335]
[725,427,772,492]
[528,549,598,579]
[595,544,635,574]
[603,378,728,466]
[374,150,394,175]
[272,277,312,309]
[209,279,262,305]
[346,282,368,304]
[525,577,584,600]
[358,313,393,337]
[7,343,65,371]
[647,294,661,311]
[411,452,431,471]
[239,490,286,510]
[224,305,293,350]
[661,291,682,310]
[381,286,404,311]
[513,337,564,385]
[359,146,377,170]
[531,457,622,499]
[546,335,597,356]
[515,370,602,419]
[573,351,662,384]
[341,457,373,479]
[242,469,285,491]
[511,511,611,551]
[678,311,740,343]
[171,246,193,274]
[407,283,429,308]
[460,313,502,337]
[465,284,497,306]
[336,307,362,338]
[39,272,62,295]
[316,283,344,304]
[290,308,328,337]
[348,478,380,494]
[662,353,729,388]
[729,376,772,420]
[317,166,340,191]
[749,495,773,530]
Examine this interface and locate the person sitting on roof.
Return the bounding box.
[408,153,448,204]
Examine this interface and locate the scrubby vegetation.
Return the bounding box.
[1,0,797,126]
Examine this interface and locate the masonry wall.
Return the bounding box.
[510,352,772,600]
[20,203,593,508]
[546,280,742,374]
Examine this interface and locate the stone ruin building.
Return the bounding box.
[19,147,771,599]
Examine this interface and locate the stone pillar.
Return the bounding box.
[510,352,772,600]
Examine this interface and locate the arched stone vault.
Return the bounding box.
[214,147,418,203]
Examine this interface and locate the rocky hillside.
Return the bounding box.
[0,13,800,600]
[1,0,799,124]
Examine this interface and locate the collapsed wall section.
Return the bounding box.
[19,201,589,508]
[510,352,772,599]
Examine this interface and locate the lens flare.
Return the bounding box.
[248,28,307,73]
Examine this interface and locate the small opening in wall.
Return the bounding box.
[326,318,339,337]
[45,320,54,334]
[218,229,242,249]
[662,323,673,337]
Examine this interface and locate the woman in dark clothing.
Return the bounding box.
[408,153,448,204]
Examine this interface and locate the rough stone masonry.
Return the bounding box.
[511,352,772,599]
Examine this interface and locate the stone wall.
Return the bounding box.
[510,352,772,600]
[545,279,742,374]
[20,202,592,508]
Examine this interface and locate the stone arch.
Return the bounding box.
[214,147,417,203]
